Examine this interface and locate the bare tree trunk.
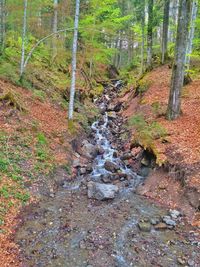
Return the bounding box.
[185,0,198,73]
[20,0,28,78]
[68,0,80,121]
[140,4,145,75]
[167,0,191,120]
[161,0,170,64]
[52,0,58,60]
[0,0,5,53]
[147,0,153,70]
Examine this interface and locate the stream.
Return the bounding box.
[15,83,200,267]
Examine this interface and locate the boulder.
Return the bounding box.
[87,182,119,200]
[138,222,151,232]
[104,160,120,173]
[82,140,98,159]
[108,111,117,119]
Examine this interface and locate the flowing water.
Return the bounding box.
[15,84,200,267]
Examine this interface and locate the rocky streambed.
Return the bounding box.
[14,82,200,267]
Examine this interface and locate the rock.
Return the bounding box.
[177,258,186,265]
[154,222,168,231]
[82,140,98,159]
[73,159,81,168]
[108,111,117,119]
[104,161,120,173]
[141,157,150,166]
[79,167,87,175]
[150,217,161,225]
[120,153,132,161]
[138,222,151,232]
[138,166,151,177]
[87,182,119,200]
[162,216,176,227]
[169,209,181,219]
[131,147,143,157]
[188,259,195,266]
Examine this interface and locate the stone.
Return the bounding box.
[177,258,186,265]
[154,222,168,231]
[104,160,120,173]
[87,181,119,200]
[150,217,161,225]
[162,216,176,227]
[138,222,151,232]
[108,111,117,119]
[80,167,87,175]
[82,140,98,159]
[120,153,132,160]
[169,209,181,219]
[141,157,150,166]
[188,259,195,266]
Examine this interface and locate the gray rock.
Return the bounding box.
[82,140,98,159]
[169,209,181,219]
[87,182,119,200]
[80,167,87,175]
[150,217,161,225]
[107,111,117,119]
[104,160,120,173]
[162,216,176,226]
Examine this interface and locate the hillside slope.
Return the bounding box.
[121,65,200,226]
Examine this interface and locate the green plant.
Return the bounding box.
[33,90,47,102]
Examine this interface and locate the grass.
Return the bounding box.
[0,130,54,225]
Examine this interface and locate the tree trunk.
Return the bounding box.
[161,0,170,64]
[68,0,80,121]
[52,0,58,60]
[20,0,28,78]
[147,0,154,70]
[167,0,191,120]
[0,0,5,53]
[140,3,145,75]
[185,0,198,73]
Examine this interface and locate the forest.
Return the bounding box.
[0,0,200,266]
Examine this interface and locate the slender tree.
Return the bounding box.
[161,0,170,64]
[167,0,191,120]
[52,0,58,60]
[0,0,5,53]
[20,0,28,78]
[68,0,80,121]
[185,0,198,73]
[140,0,146,75]
[147,0,154,70]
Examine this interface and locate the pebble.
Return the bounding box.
[188,259,195,266]
[138,222,151,232]
[154,222,168,230]
[162,216,176,226]
[177,258,186,265]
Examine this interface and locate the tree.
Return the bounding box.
[147,0,154,70]
[185,0,198,74]
[161,0,170,64]
[68,0,80,121]
[0,0,5,54]
[167,0,191,120]
[52,0,58,60]
[20,0,28,78]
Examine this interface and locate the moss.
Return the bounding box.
[0,90,27,112]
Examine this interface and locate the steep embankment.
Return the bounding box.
[120,65,200,226]
[0,78,97,266]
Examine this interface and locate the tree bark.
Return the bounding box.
[20,0,28,78]
[167,0,191,120]
[140,3,145,75]
[0,0,5,53]
[68,0,80,120]
[147,0,154,70]
[52,0,58,60]
[161,0,170,64]
[185,0,198,73]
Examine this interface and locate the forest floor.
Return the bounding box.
[0,65,199,266]
[121,65,200,227]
